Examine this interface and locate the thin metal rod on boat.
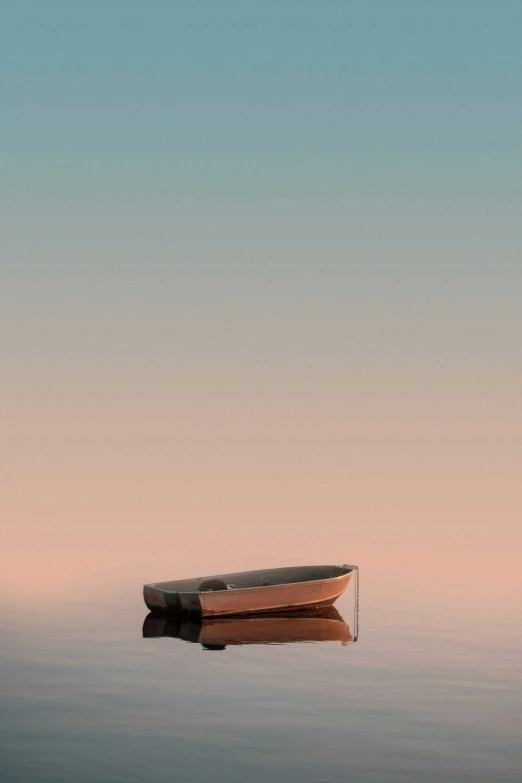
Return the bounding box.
[353,566,359,642]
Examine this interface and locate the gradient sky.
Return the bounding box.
[1,2,521,603]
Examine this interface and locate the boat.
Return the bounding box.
[143,563,356,617]
[142,606,353,649]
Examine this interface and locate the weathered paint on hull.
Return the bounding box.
[199,572,352,616]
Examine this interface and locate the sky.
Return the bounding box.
[1,1,521,605]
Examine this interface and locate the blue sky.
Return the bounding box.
[2,0,521,290]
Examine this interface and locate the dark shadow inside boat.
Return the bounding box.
[152,564,351,594]
[142,605,353,649]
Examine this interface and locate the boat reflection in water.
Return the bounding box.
[142,606,354,650]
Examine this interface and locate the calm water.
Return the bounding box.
[1,560,521,783]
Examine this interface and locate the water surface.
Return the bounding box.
[1,554,520,782]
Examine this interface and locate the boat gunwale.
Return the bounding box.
[145,565,355,595]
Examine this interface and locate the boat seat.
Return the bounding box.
[228,581,276,589]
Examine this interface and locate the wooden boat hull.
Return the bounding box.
[144,564,355,617]
[143,606,353,647]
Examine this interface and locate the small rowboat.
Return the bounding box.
[143,606,353,649]
[143,564,356,617]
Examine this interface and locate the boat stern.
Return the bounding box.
[143,584,204,614]
[143,583,181,612]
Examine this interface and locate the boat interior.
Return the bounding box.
[149,564,354,593]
